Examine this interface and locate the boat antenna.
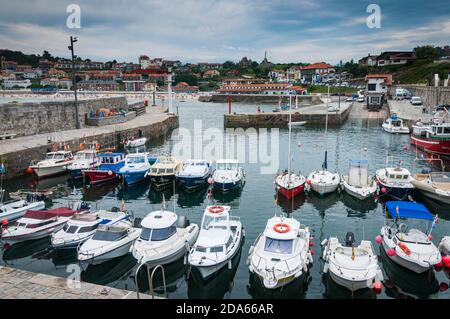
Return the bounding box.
[288,95,292,180]
[161,193,166,212]
[173,180,176,213]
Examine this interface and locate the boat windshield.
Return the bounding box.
[63,224,79,234]
[264,237,293,254]
[76,153,94,160]
[127,156,145,164]
[46,153,64,160]
[216,163,238,170]
[431,172,450,183]
[92,230,126,241]
[202,215,228,230]
[140,224,176,241]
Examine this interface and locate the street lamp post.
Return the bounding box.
[69,36,80,129]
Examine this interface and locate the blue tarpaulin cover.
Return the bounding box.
[385,201,433,220]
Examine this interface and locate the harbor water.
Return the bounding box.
[1,100,449,299]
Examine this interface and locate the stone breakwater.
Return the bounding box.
[0,96,131,137]
[0,106,178,180]
[199,94,323,105]
[224,103,353,128]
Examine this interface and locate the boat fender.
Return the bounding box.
[228,260,232,270]
[375,235,382,244]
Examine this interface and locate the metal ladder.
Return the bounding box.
[134,263,167,299]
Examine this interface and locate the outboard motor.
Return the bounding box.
[111,206,120,212]
[80,202,90,211]
[344,232,355,247]
[177,215,190,228]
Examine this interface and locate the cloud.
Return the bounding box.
[0,0,448,64]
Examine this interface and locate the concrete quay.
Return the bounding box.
[224,99,353,128]
[387,99,432,126]
[0,106,178,179]
[0,266,156,299]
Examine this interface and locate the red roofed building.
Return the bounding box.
[300,62,335,83]
[173,82,199,93]
[122,73,145,91]
[218,83,304,95]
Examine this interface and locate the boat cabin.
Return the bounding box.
[262,217,300,255]
[125,153,148,165]
[139,210,178,241]
[216,159,239,171]
[74,150,97,160]
[92,224,128,241]
[45,151,73,161]
[98,153,125,165]
[348,160,369,187]
[384,167,411,182]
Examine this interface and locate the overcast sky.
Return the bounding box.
[1,0,449,64]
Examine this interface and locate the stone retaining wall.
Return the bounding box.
[0,115,178,180]
[201,94,323,105]
[391,85,450,106]
[224,104,352,128]
[0,97,131,137]
[85,111,137,126]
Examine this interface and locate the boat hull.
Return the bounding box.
[328,271,373,292]
[0,202,46,222]
[176,175,210,191]
[381,240,431,274]
[341,179,377,201]
[310,182,339,196]
[379,184,411,200]
[276,184,304,200]
[31,165,68,178]
[411,135,450,155]
[119,170,147,185]
[2,222,67,244]
[213,179,244,193]
[79,242,134,265]
[149,174,176,189]
[84,170,118,185]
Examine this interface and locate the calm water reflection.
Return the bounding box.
[1,101,450,299]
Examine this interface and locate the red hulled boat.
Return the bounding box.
[411,120,450,155]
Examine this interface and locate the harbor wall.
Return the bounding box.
[200,94,323,105]
[0,115,178,180]
[390,85,450,106]
[224,104,352,128]
[0,97,132,137]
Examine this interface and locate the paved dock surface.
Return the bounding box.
[387,99,432,123]
[0,106,170,156]
[0,266,157,299]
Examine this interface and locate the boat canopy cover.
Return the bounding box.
[25,207,76,219]
[385,201,433,220]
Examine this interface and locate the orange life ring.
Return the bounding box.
[273,223,291,233]
[398,242,411,256]
[208,205,224,214]
[96,143,101,151]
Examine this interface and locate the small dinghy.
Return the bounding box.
[175,160,213,191]
[288,121,307,127]
[132,208,199,266]
[126,137,147,148]
[340,160,377,200]
[247,215,313,289]
[0,193,46,222]
[188,205,243,279]
[77,220,140,265]
[321,232,383,291]
[212,159,245,193]
[51,209,131,249]
[378,201,441,273]
[1,202,90,244]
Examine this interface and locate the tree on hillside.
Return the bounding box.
[42,50,53,60]
[222,61,237,69]
[414,45,438,60]
[174,73,198,86]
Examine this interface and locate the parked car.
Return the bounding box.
[435,104,450,112]
[410,96,422,106]
[357,95,365,103]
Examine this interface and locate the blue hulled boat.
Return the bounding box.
[83,153,126,185]
[176,160,212,191]
[117,152,157,186]
[212,159,245,193]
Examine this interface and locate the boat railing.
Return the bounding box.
[134,263,167,299]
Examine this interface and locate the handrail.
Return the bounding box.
[149,265,167,299]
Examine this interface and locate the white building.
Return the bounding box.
[2,79,31,89]
[365,74,393,109]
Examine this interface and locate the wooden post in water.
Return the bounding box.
[228,95,232,114]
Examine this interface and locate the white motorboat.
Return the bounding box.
[340,160,377,200]
[382,114,410,134]
[322,232,383,291]
[379,201,441,273]
[118,152,154,185]
[51,209,130,249]
[375,166,414,200]
[67,149,101,179]
[0,193,46,223]
[1,202,90,244]
[212,159,245,192]
[132,209,199,266]
[126,137,147,148]
[247,215,313,289]
[78,221,140,265]
[411,171,450,205]
[175,160,213,191]
[188,205,244,279]
[29,151,74,178]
